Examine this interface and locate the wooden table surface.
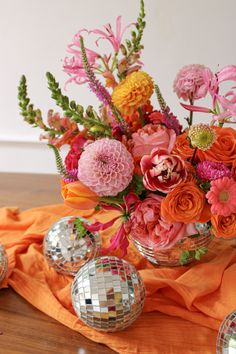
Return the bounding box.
[0,173,115,354]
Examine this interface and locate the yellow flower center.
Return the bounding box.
[219,191,229,202]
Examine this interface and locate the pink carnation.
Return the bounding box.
[78,138,134,196]
[127,194,197,251]
[173,64,211,101]
[206,177,236,216]
[131,124,176,160]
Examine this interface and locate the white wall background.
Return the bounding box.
[0,0,235,174]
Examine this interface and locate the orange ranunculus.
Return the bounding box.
[61,181,99,210]
[172,131,194,160]
[161,182,209,224]
[197,127,236,167]
[211,213,236,239]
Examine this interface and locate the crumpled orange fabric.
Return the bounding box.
[0,204,236,354]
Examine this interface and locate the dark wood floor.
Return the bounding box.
[0,173,115,354]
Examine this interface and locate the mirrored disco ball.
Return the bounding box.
[43,216,100,276]
[216,311,236,354]
[71,256,145,332]
[0,244,8,285]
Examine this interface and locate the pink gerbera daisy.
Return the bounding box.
[206,177,236,216]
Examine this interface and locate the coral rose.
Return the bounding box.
[197,127,236,167]
[61,180,99,210]
[131,124,176,160]
[161,182,208,223]
[172,131,194,160]
[211,213,236,239]
[141,148,187,193]
[128,194,197,250]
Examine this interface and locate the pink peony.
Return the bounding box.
[78,138,134,196]
[131,124,176,160]
[206,177,236,216]
[141,148,187,193]
[127,194,197,251]
[173,64,211,101]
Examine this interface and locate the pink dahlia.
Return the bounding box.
[206,177,236,216]
[141,148,187,193]
[127,194,197,251]
[77,138,134,196]
[173,64,211,101]
[131,124,176,160]
[197,161,232,181]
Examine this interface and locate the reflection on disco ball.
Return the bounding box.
[216,310,236,354]
[71,256,145,332]
[43,216,100,276]
[0,244,8,285]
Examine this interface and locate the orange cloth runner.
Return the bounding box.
[0,204,236,354]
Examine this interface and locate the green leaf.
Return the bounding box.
[73,218,87,239]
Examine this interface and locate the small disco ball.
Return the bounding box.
[71,256,145,332]
[0,244,8,285]
[43,216,100,276]
[216,310,236,354]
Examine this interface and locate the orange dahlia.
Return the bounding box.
[111,71,154,116]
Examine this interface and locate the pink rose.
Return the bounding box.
[131,124,176,160]
[141,148,187,193]
[127,194,197,251]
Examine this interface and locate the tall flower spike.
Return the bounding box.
[155,84,167,112]
[79,36,127,129]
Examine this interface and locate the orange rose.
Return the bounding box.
[211,213,236,239]
[197,127,236,167]
[61,181,99,210]
[161,182,208,223]
[172,131,194,160]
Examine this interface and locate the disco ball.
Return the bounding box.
[71,256,145,332]
[0,244,8,285]
[43,216,100,276]
[216,310,236,354]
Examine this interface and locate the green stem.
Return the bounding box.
[191,147,198,164]
[189,98,194,126]
[138,107,145,127]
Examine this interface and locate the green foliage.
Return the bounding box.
[133,0,146,53]
[73,218,87,239]
[46,72,84,123]
[132,174,146,196]
[18,75,43,126]
[179,246,209,265]
[46,71,112,137]
[48,144,67,178]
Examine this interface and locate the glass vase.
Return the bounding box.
[130,223,213,266]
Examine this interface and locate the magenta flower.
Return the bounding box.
[173,64,211,101]
[197,161,232,181]
[206,177,236,216]
[78,138,134,196]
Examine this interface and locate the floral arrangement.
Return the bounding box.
[18,0,236,264]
